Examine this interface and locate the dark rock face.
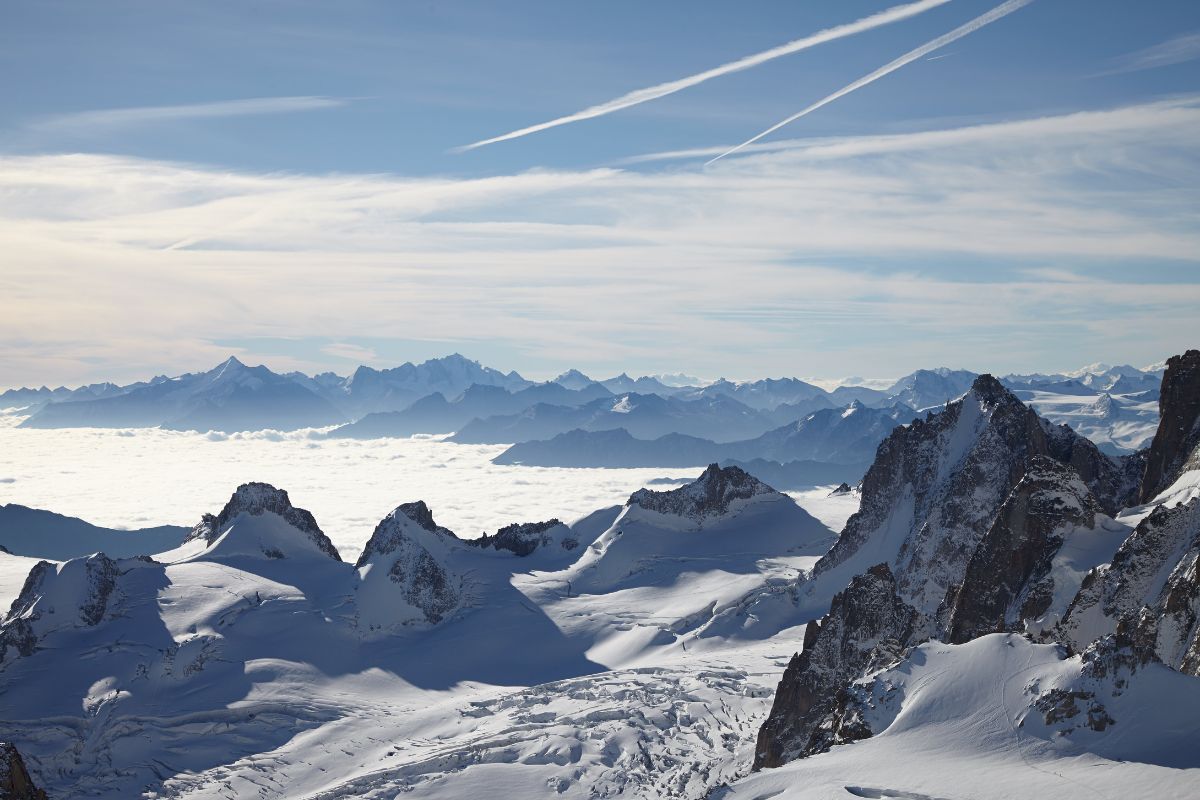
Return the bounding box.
[829,483,853,496]
[189,482,341,561]
[815,375,1051,612]
[355,503,462,627]
[356,502,456,568]
[0,742,49,800]
[1140,350,1200,502]
[813,375,1126,614]
[469,519,572,557]
[387,548,459,625]
[946,456,1099,644]
[627,464,777,520]
[753,564,925,769]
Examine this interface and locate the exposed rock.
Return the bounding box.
[828,483,853,497]
[1059,498,1200,673]
[356,501,456,567]
[753,564,926,769]
[0,742,48,800]
[1140,349,1200,502]
[813,375,1128,615]
[189,482,341,561]
[0,554,120,666]
[946,456,1099,643]
[355,503,463,628]
[627,463,777,520]
[468,519,574,557]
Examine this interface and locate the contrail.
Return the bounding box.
[707,0,1035,165]
[454,0,953,152]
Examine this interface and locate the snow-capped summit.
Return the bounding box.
[354,502,464,631]
[551,368,596,391]
[188,482,342,561]
[797,374,1130,616]
[626,463,777,522]
[0,552,146,666]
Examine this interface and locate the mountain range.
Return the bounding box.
[0,350,1197,798]
[3,356,1167,467]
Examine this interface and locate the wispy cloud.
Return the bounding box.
[31,96,347,133]
[1101,31,1200,76]
[1,95,1197,385]
[454,0,952,152]
[708,0,1035,164]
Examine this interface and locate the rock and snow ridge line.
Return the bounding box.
[749,363,1200,775]
[0,464,835,798]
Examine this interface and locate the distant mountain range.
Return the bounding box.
[2,356,1167,460]
[493,402,917,478]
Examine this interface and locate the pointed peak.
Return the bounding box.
[968,373,1013,404]
[395,500,456,537]
[355,501,457,567]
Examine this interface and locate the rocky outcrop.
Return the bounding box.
[627,464,777,521]
[0,743,48,800]
[355,503,463,628]
[812,375,1128,614]
[0,553,119,666]
[1059,498,1200,673]
[1140,350,1200,502]
[355,501,455,566]
[946,456,1099,643]
[753,564,926,769]
[468,520,575,557]
[189,482,341,561]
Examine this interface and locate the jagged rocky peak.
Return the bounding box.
[946,456,1100,644]
[355,501,456,568]
[626,463,778,520]
[189,482,342,561]
[1140,349,1200,502]
[354,502,463,630]
[1060,496,1200,675]
[469,519,574,557]
[828,483,853,496]
[0,743,49,800]
[812,370,1130,613]
[754,563,926,769]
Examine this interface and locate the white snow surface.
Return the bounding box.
[719,634,1200,800]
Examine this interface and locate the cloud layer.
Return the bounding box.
[2,97,1199,386]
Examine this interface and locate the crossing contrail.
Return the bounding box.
[454,0,953,152]
[707,0,1035,165]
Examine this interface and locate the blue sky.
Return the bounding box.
[1,0,1198,386]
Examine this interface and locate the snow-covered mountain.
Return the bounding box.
[882,367,978,411]
[330,353,533,417]
[19,357,346,432]
[738,358,1200,791]
[4,355,1200,797]
[0,465,840,798]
